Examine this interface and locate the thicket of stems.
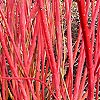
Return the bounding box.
[0,0,100,100]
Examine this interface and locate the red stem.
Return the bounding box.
[77,0,94,99]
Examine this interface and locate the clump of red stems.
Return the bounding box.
[0,0,100,100]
